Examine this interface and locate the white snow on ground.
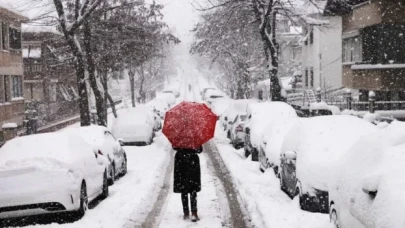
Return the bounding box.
[21,134,171,228]
[214,124,333,228]
[159,153,223,228]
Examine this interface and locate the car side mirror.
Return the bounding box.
[283,151,297,160]
[117,138,125,146]
[362,176,379,197]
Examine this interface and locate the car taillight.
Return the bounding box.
[98,150,104,156]
[236,125,243,132]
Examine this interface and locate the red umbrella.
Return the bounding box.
[163,101,217,149]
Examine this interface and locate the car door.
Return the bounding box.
[105,131,124,169]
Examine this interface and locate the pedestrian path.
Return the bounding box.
[158,153,223,228]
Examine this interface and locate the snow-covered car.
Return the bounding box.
[258,117,299,174]
[209,97,231,117]
[162,89,180,98]
[329,121,405,228]
[67,126,127,185]
[0,132,109,219]
[148,99,169,119]
[205,89,226,105]
[229,114,248,149]
[111,108,155,145]
[244,102,297,161]
[200,87,216,100]
[156,92,176,108]
[222,99,258,135]
[280,115,377,213]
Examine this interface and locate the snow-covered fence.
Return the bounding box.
[328,101,405,112]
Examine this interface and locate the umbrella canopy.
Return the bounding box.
[163,101,217,149]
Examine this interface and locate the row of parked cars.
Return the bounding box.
[0,126,126,221]
[219,98,404,228]
[0,91,177,222]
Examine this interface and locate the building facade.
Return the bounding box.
[301,13,343,93]
[0,7,27,129]
[325,0,405,102]
[22,31,79,127]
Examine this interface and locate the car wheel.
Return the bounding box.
[331,209,340,228]
[273,165,279,177]
[122,156,127,175]
[298,191,307,210]
[77,182,88,217]
[108,164,115,186]
[101,171,109,199]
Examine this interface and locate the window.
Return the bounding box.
[293,47,302,61]
[1,23,8,50]
[309,29,314,44]
[11,76,23,98]
[258,90,263,100]
[4,75,9,101]
[0,75,4,103]
[9,27,21,50]
[49,83,57,102]
[305,68,308,87]
[343,36,362,63]
[310,67,314,87]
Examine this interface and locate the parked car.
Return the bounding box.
[205,90,226,105]
[148,99,169,119]
[111,107,155,146]
[209,97,231,117]
[259,117,299,174]
[0,132,109,219]
[298,102,334,117]
[162,89,180,98]
[244,102,297,161]
[329,121,405,228]
[201,87,216,100]
[156,92,176,108]
[221,99,258,135]
[229,114,248,149]
[67,126,127,185]
[280,116,377,213]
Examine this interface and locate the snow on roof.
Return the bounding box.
[247,102,298,148]
[280,77,293,90]
[282,115,378,192]
[0,132,93,167]
[22,24,60,34]
[0,0,29,19]
[22,47,41,58]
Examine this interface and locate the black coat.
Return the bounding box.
[173,147,202,193]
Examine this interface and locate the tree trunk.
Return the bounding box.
[129,71,136,107]
[268,10,283,102]
[84,19,106,126]
[64,33,91,126]
[101,70,117,118]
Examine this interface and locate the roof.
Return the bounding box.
[0,3,29,22]
[324,0,369,16]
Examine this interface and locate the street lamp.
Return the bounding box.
[345,89,352,110]
[369,91,376,113]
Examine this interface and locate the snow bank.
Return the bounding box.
[223,99,258,122]
[210,97,231,116]
[333,121,405,228]
[309,101,329,110]
[281,115,378,193]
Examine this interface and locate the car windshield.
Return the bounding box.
[6,0,401,227]
[240,115,247,121]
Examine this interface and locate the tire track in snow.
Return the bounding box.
[204,141,252,228]
[128,149,174,228]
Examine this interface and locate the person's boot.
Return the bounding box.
[191,211,199,222]
[183,212,190,220]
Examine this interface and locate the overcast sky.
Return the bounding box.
[159,0,199,44]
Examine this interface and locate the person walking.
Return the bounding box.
[173,146,203,222]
